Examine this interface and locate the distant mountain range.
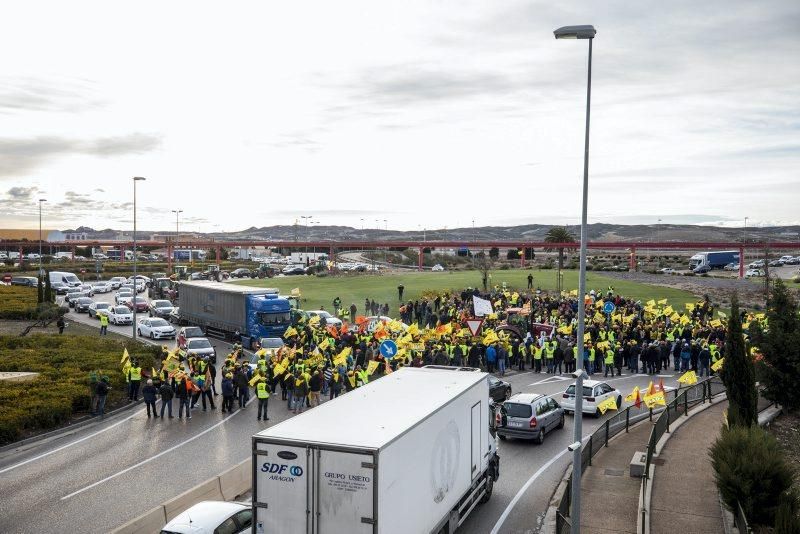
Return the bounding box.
[61,223,800,243]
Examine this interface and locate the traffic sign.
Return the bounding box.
[603,301,616,314]
[465,318,484,337]
[380,340,398,359]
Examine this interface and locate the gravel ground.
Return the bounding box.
[767,412,800,495]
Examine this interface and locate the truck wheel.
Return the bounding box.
[480,473,494,504]
[498,434,507,441]
[536,428,545,445]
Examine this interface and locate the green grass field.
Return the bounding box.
[231,269,698,313]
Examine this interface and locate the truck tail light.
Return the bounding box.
[530,417,537,428]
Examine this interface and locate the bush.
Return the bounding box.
[0,335,159,444]
[0,286,39,319]
[710,425,796,526]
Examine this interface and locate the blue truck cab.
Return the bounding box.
[249,292,293,339]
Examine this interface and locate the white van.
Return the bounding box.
[49,271,82,288]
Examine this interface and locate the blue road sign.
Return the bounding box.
[603,301,616,314]
[380,340,398,359]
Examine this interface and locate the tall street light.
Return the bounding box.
[38,199,47,280]
[555,23,596,534]
[132,177,146,340]
[171,209,183,238]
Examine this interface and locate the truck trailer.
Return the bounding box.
[252,366,500,534]
[177,281,292,345]
[688,250,740,270]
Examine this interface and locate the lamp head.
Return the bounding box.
[554,25,596,39]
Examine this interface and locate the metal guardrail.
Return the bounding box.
[734,500,751,534]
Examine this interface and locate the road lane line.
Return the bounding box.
[0,409,142,475]
[60,397,255,501]
[490,444,575,534]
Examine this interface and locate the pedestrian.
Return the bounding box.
[128,360,142,401]
[95,376,110,417]
[284,368,295,409]
[309,370,322,407]
[235,367,249,408]
[88,371,99,416]
[99,313,109,336]
[698,344,711,377]
[527,273,533,289]
[293,373,308,414]
[329,369,343,400]
[57,316,65,334]
[176,376,191,419]
[398,284,404,300]
[143,379,158,418]
[680,342,691,372]
[159,379,174,418]
[221,372,235,412]
[255,372,270,421]
[485,343,497,373]
[497,344,507,376]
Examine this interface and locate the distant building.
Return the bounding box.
[65,232,88,241]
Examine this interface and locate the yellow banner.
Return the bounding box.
[643,391,666,408]
[121,348,130,366]
[663,305,673,316]
[597,396,618,414]
[366,360,380,376]
[625,386,640,403]
[678,370,697,385]
[711,358,724,372]
[657,299,668,306]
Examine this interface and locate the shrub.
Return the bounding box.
[710,425,795,526]
[0,335,159,444]
[0,286,39,319]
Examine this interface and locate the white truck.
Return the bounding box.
[251,366,500,534]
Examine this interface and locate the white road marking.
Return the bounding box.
[528,375,571,386]
[60,397,255,501]
[490,441,580,534]
[0,409,143,475]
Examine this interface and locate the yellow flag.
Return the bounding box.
[366,360,380,376]
[122,359,131,377]
[646,299,656,308]
[597,396,618,414]
[710,319,723,328]
[711,358,724,372]
[685,303,695,311]
[643,391,666,408]
[308,315,321,326]
[283,326,298,339]
[680,315,691,325]
[657,299,668,306]
[584,333,592,342]
[645,381,656,396]
[121,348,130,366]
[249,374,263,387]
[273,360,287,376]
[318,338,330,351]
[625,386,641,403]
[483,330,499,345]
[569,289,578,297]
[678,370,698,385]
[663,305,673,316]
[670,312,681,322]
[407,323,419,336]
[151,367,158,378]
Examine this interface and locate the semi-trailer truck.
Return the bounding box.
[177,281,293,345]
[688,250,740,271]
[251,366,500,534]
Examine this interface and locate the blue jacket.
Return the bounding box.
[142,384,157,403]
[486,345,497,363]
[221,377,234,397]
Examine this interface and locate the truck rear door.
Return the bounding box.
[314,447,377,533]
[253,441,312,534]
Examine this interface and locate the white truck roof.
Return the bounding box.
[179,280,279,295]
[255,367,487,449]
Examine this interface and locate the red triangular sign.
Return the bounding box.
[465,318,484,337]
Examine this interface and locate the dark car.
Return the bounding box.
[74,297,93,313]
[488,375,512,402]
[52,281,70,295]
[692,265,711,274]
[125,297,149,313]
[11,276,38,287]
[230,268,252,278]
[148,299,174,318]
[282,266,306,276]
[496,393,565,443]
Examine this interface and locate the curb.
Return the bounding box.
[0,399,143,456]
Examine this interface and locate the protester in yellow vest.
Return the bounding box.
[128,361,142,401]
[255,374,270,421]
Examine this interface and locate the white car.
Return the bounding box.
[115,290,134,305]
[108,276,127,289]
[88,302,112,319]
[137,317,176,340]
[306,310,342,327]
[107,305,133,325]
[560,380,622,417]
[659,268,675,274]
[745,268,764,278]
[432,264,445,272]
[160,501,252,534]
[748,260,765,269]
[93,281,113,293]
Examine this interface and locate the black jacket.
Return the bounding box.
[159,383,173,401]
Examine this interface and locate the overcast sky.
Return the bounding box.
[1,0,798,232]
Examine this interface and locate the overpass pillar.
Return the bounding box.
[329,246,335,270]
[167,245,172,273]
[629,246,637,271]
[120,245,125,264]
[418,246,424,271]
[520,247,525,268]
[71,246,76,261]
[739,247,745,279]
[215,245,222,266]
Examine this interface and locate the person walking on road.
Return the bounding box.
[128,360,142,401]
[99,313,109,336]
[159,379,174,418]
[234,366,249,409]
[177,376,191,419]
[255,372,270,421]
[143,379,158,418]
[309,370,322,407]
[95,376,110,417]
[221,372,235,412]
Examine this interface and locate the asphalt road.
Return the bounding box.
[0,288,686,534]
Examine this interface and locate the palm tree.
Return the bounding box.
[544,227,577,293]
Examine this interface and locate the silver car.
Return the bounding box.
[497,393,564,444]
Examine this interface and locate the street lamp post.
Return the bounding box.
[555,24,596,534]
[38,199,47,281]
[171,209,183,238]
[132,177,146,340]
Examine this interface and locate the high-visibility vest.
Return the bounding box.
[666,330,674,342]
[256,381,270,399]
[588,348,596,362]
[459,344,468,356]
[598,330,607,341]
[130,367,142,381]
[534,347,543,360]
[100,315,108,326]
[608,331,616,344]
[257,358,267,370]
[605,350,614,364]
[573,346,578,358]
[545,342,555,358]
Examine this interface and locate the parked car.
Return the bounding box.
[779,255,794,263]
[137,317,176,340]
[496,393,564,443]
[723,263,737,271]
[93,281,113,293]
[115,290,134,306]
[748,260,765,269]
[52,281,70,295]
[488,375,512,402]
[281,265,306,275]
[184,337,217,363]
[79,284,96,297]
[785,256,800,265]
[768,259,784,267]
[108,276,127,290]
[745,268,764,278]
[74,297,93,313]
[178,326,206,348]
[306,310,343,327]
[11,276,38,287]
[659,268,675,274]
[230,268,252,278]
[168,307,184,325]
[88,301,112,319]
[160,501,252,534]
[107,306,133,325]
[561,380,622,417]
[125,297,149,313]
[148,299,175,318]
[692,265,711,274]
[65,290,84,306]
[431,264,445,272]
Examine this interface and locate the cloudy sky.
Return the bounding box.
[1,0,798,232]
